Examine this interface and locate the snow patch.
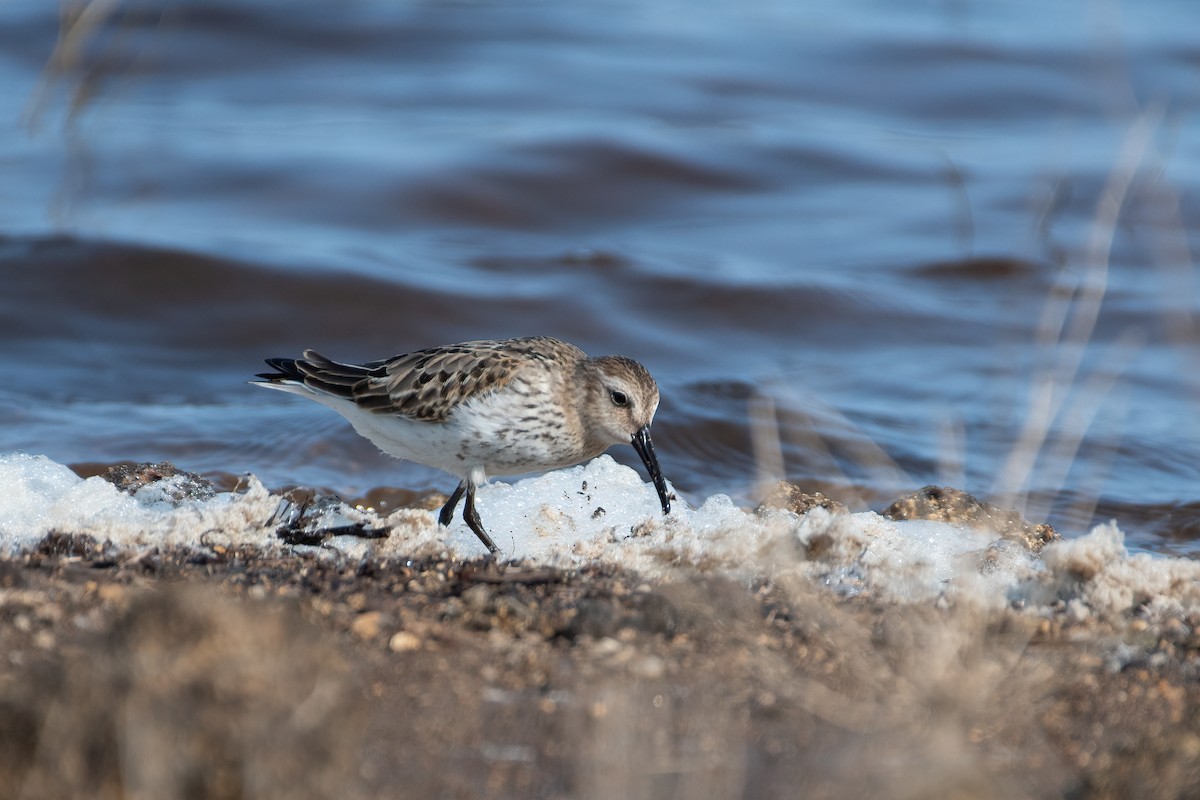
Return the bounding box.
[2,452,1198,622]
[0,453,280,554]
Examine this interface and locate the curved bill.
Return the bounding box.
[631,425,672,515]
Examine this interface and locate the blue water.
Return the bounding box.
[2,0,1199,549]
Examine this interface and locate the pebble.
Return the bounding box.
[388,631,422,652]
[351,611,383,639]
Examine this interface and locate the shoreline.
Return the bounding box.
[2,461,1199,797]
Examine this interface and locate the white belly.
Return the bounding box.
[308,384,596,481]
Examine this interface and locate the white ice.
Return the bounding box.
[2,451,1199,622]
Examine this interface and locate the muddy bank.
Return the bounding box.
[1,525,1198,800]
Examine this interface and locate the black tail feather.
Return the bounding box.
[255,351,371,401]
[301,349,377,380]
[255,357,305,382]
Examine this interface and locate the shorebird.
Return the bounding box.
[254,336,672,552]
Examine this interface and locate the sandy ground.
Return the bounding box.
[2,514,1200,800]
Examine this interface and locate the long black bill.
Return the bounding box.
[631,425,672,515]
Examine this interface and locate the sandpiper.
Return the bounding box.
[253,336,672,553]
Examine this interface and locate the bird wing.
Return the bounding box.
[294,337,583,422]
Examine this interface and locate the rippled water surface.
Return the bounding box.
[2,0,1199,551]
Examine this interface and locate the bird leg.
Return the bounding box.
[462,482,499,554]
[439,482,466,527]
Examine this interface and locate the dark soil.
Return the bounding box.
[2,531,1199,800]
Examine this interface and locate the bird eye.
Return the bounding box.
[609,390,629,407]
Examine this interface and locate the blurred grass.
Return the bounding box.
[28,0,158,127]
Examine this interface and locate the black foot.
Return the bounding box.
[463,482,499,554]
[439,482,466,527]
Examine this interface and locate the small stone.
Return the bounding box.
[592,637,623,656]
[351,611,383,640]
[462,584,493,612]
[99,461,216,501]
[881,485,1058,552]
[388,631,422,652]
[97,584,126,604]
[631,656,665,680]
[756,482,847,516]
